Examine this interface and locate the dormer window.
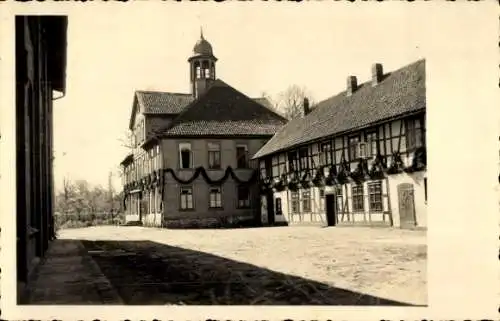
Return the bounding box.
[179,143,192,169]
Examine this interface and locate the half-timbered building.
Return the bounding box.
[120,32,287,228]
[253,59,427,229]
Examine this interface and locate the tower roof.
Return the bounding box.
[192,28,214,56]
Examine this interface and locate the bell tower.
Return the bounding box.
[188,28,217,98]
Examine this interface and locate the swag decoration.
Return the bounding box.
[404,147,427,173]
[368,153,387,179]
[300,170,314,189]
[336,160,351,184]
[324,165,337,186]
[287,172,300,192]
[164,166,258,186]
[259,177,273,194]
[272,174,287,192]
[350,159,371,183]
[387,151,405,174]
[312,166,328,187]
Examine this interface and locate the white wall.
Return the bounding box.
[387,171,427,228]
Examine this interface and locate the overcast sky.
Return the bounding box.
[50,2,495,191]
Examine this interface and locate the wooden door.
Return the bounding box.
[325,194,337,226]
[398,183,416,228]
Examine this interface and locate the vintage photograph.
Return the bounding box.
[14,11,427,306]
[2,2,497,319]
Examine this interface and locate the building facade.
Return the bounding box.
[120,32,287,228]
[15,16,68,297]
[253,60,427,229]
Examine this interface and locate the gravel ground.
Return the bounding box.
[60,225,426,306]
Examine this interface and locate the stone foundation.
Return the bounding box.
[163,215,258,229]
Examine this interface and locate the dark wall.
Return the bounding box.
[16,16,66,286]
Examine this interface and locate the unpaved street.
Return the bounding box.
[60,226,427,305]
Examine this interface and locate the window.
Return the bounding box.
[237,185,251,208]
[236,145,248,168]
[368,181,383,212]
[319,188,325,211]
[336,187,344,213]
[275,198,283,215]
[208,142,221,169]
[291,192,299,213]
[179,143,192,169]
[180,187,194,210]
[302,189,311,213]
[288,151,298,172]
[366,132,378,157]
[348,136,360,161]
[272,156,287,178]
[320,142,333,166]
[209,186,222,208]
[299,147,309,171]
[259,161,267,180]
[352,184,364,212]
[406,118,423,149]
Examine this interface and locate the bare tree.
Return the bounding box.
[118,129,135,150]
[275,85,315,120]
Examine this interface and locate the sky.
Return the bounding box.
[51,2,495,192]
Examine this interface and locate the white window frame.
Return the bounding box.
[209,186,222,209]
[180,186,194,210]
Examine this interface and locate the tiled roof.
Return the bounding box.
[158,79,288,137]
[134,90,273,116]
[136,91,194,114]
[253,59,426,159]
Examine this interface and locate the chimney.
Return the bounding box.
[303,97,310,116]
[346,76,357,96]
[372,63,383,86]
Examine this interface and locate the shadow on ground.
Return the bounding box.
[79,239,418,306]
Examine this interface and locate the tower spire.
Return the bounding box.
[200,26,204,40]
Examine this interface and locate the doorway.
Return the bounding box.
[397,183,417,228]
[325,193,337,226]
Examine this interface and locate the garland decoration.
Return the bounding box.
[312,166,327,187]
[287,172,300,192]
[387,151,405,174]
[324,165,337,186]
[259,177,273,194]
[404,146,427,173]
[300,169,313,189]
[368,153,387,179]
[163,166,258,186]
[350,159,370,183]
[272,174,287,192]
[336,160,351,184]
